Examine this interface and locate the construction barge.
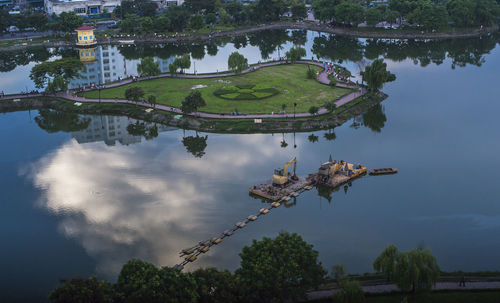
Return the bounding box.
[249,156,367,201]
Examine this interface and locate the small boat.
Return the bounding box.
[282,196,291,201]
[181,247,196,255]
[211,237,222,245]
[223,229,233,236]
[235,221,246,228]
[271,202,281,208]
[185,254,197,262]
[118,39,135,44]
[198,246,209,253]
[259,208,270,215]
[198,240,211,247]
[369,168,398,175]
[247,215,258,221]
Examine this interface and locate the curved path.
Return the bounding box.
[307,281,500,301]
[1,61,366,119]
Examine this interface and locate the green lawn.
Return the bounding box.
[82,64,353,114]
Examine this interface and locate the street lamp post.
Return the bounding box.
[98,81,101,103]
[294,102,297,119]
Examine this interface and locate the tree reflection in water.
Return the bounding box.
[34,109,91,133]
[182,135,208,158]
[362,104,387,133]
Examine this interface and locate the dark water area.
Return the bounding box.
[1,30,500,302]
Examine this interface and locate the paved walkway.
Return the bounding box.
[1,61,365,119]
[307,281,500,300]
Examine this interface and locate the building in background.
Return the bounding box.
[76,25,97,47]
[72,45,175,88]
[44,0,120,15]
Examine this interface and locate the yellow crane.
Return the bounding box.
[272,157,298,186]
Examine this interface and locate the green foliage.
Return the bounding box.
[406,0,448,30]
[55,12,83,32]
[306,65,316,79]
[394,249,440,293]
[141,16,153,32]
[324,129,337,141]
[366,8,382,26]
[147,95,157,107]
[362,104,387,133]
[236,232,326,302]
[49,277,115,303]
[0,10,9,33]
[191,267,237,302]
[373,244,399,281]
[27,13,49,31]
[120,14,142,33]
[285,47,306,64]
[213,84,279,100]
[312,0,341,23]
[309,105,319,115]
[205,13,217,25]
[46,75,69,94]
[325,101,337,112]
[308,133,319,142]
[333,279,365,303]
[181,90,206,114]
[126,121,159,140]
[29,57,84,89]
[166,5,190,31]
[291,1,308,20]
[34,109,91,134]
[182,135,209,157]
[137,57,160,77]
[116,259,198,303]
[190,14,205,30]
[227,52,248,74]
[153,15,171,32]
[364,59,396,91]
[125,86,145,102]
[335,2,365,26]
[252,0,287,22]
[173,54,191,73]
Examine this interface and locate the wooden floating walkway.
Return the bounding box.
[174,184,315,270]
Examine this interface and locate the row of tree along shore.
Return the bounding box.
[47,231,498,303]
[2,0,499,50]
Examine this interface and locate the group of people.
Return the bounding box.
[323,62,351,83]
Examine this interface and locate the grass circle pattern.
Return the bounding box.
[213,84,280,101]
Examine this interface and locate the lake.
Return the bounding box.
[1,29,500,302]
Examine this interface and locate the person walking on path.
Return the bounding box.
[459,275,466,287]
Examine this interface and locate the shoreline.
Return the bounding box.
[1,22,497,51]
[0,92,386,134]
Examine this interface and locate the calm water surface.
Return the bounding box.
[1,30,500,302]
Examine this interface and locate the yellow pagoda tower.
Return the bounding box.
[75,26,97,47]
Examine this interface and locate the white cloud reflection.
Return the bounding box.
[22,133,284,278]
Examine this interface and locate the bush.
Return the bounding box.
[306,67,316,79]
[309,106,320,115]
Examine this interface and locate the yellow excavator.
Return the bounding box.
[272,157,299,186]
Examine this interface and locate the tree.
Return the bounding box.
[333,279,365,303]
[362,103,387,133]
[308,105,319,115]
[175,54,191,73]
[366,8,382,26]
[35,109,91,133]
[190,14,205,30]
[236,232,326,302]
[227,52,248,74]
[325,101,337,112]
[29,57,84,89]
[183,135,209,158]
[335,2,365,26]
[185,0,217,13]
[120,14,142,33]
[364,59,396,91]
[394,248,440,293]
[166,5,190,31]
[291,1,307,20]
[285,46,306,64]
[473,0,500,26]
[49,277,115,303]
[141,16,153,32]
[406,0,448,31]
[205,12,217,25]
[252,0,287,22]
[46,75,69,94]
[153,15,171,32]
[308,133,319,143]
[28,13,49,31]
[136,0,158,17]
[192,268,237,302]
[312,0,341,23]
[116,259,198,303]
[181,90,206,114]
[55,12,83,32]
[324,129,337,141]
[0,10,9,33]
[125,86,145,105]
[137,56,160,77]
[144,94,156,107]
[373,244,399,282]
[446,0,475,27]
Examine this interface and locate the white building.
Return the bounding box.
[44,0,120,15]
[73,45,175,88]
